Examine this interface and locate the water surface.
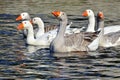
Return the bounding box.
[0,0,120,80]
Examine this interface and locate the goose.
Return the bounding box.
[97,12,120,47]
[50,11,99,53]
[82,9,120,34]
[17,20,51,46]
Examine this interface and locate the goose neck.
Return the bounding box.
[38,21,44,31]
[27,24,35,43]
[98,20,105,45]
[86,15,95,32]
[57,18,68,38]
[36,21,45,36]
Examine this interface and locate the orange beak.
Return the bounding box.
[16,15,22,21]
[82,10,88,17]
[17,23,24,30]
[98,12,104,19]
[52,11,61,17]
[30,20,33,24]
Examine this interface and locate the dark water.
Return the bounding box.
[0,0,120,80]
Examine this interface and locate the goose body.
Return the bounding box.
[100,31,120,47]
[50,11,99,53]
[100,25,120,34]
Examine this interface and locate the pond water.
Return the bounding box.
[0,0,120,80]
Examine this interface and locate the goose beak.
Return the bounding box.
[16,15,22,21]
[52,11,61,17]
[17,23,24,30]
[98,12,104,19]
[30,20,33,24]
[82,10,88,17]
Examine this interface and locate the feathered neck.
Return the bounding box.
[36,19,45,37]
[27,24,35,44]
[97,17,105,46]
[86,14,95,32]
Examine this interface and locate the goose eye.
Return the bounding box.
[24,22,26,24]
[89,11,90,13]
[22,14,24,16]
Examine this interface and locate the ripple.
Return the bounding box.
[0,0,120,79]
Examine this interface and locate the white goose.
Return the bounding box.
[97,12,120,47]
[82,9,120,34]
[50,11,99,53]
[17,21,51,46]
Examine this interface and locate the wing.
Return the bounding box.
[64,32,99,51]
[64,33,89,51]
[105,31,120,44]
[44,25,58,32]
[64,33,84,47]
[83,32,99,42]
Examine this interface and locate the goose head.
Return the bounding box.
[32,17,43,25]
[82,9,94,17]
[97,11,104,30]
[97,12,104,20]
[16,12,30,21]
[52,11,67,21]
[17,21,32,30]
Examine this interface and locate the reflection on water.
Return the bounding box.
[0,0,120,80]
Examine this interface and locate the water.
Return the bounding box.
[0,0,120,80]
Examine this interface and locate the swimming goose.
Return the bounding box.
[50,11,99,53]
[97,12,120,47]
[17,20,51,46]
[82,9,120,34]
